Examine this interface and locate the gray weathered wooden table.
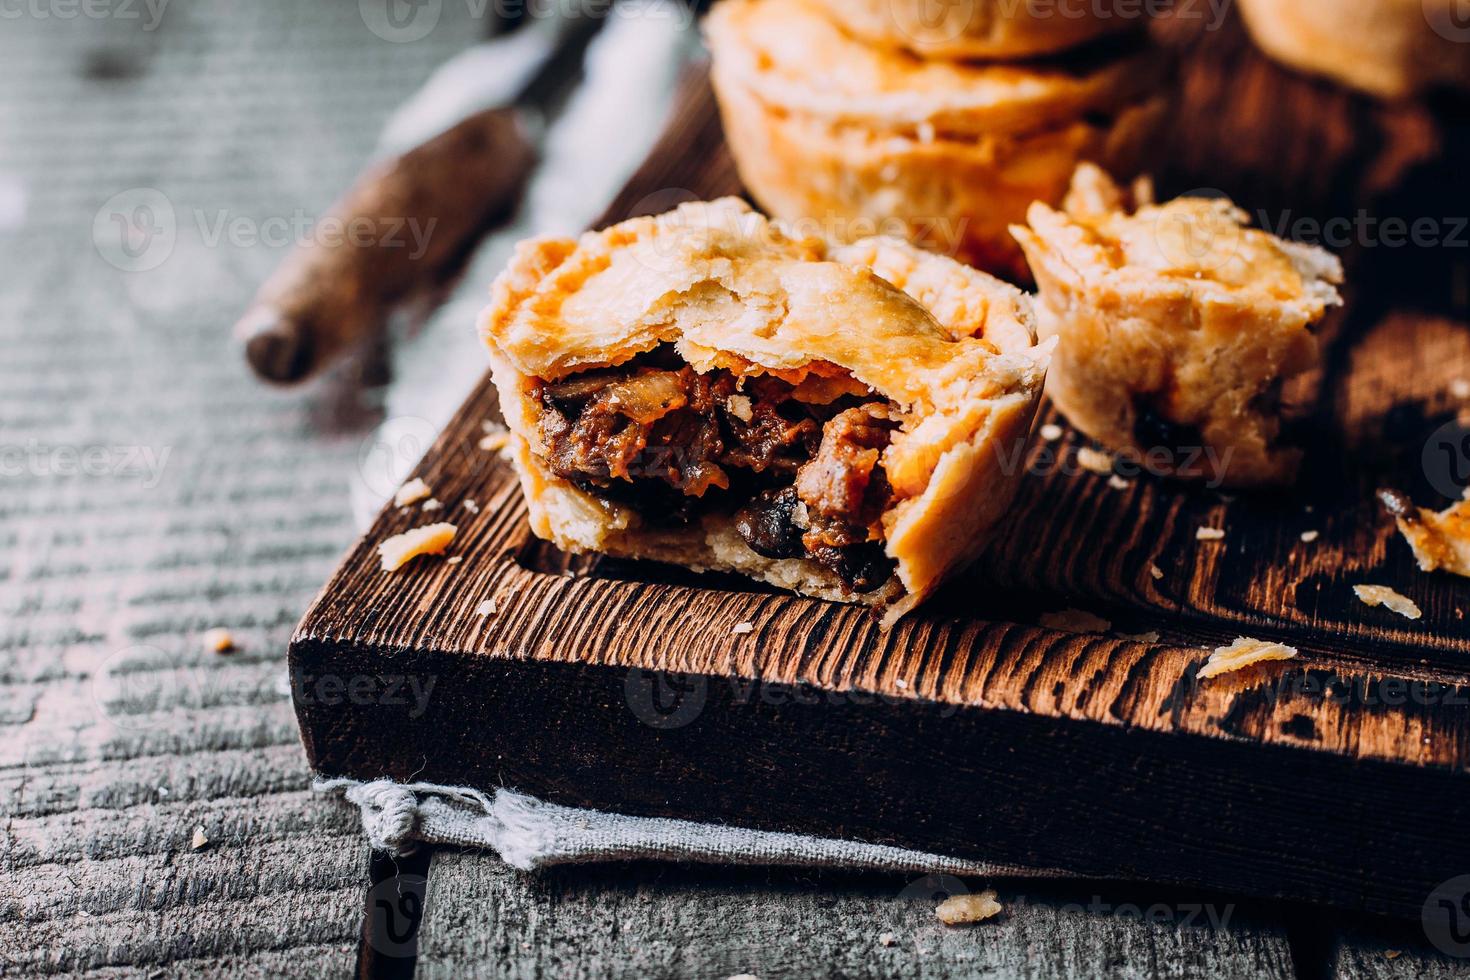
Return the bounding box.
[1,3,1465,977]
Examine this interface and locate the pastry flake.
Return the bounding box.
[378,523,457,572]
[935,890,1003,925]
[1380,489,1470,579]
[480,198,1050,625]
[393,477,432,508]
[201,628,236,654]
[706,0,1170,280]
[1012,164,1343,486]
[1352,584,1423,621]
[1198,637,1298,680]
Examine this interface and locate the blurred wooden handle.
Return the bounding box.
[236,106,534,384]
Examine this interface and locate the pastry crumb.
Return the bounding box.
[1198,637,1298,679]
[378,523,457,572]
[201,627,235,654]
[464,499,480,514]
[726,394,754,422]
[1385,949,1402,960]
[190,826,209,851]
[1299,530,1319,543]
[421,498,443,512]
[479,431,513,454]
[1107,474,1130,490]
[1119,630,1161,643]
[1379,489,1470,578]
[393,477,432,508]
[1353,584,1422,620]
[878,932,898,947]
[1039,422,1064,442]
[1196,527,1226,541]
[936,890,1002,926]
[475,599,498,617]
[1149,563,1164,580]
[731,621,755,635]
[1076,446,1113,475]
[1040,608,1111,634]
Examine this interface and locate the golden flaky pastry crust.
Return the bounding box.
[1011,164,1343,487]
[705,0,1170,280]
[807,0,1142,60]
[481,198,1051,625]
[1238,0,1470,99]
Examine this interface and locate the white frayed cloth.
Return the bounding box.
[315,777,1065,878]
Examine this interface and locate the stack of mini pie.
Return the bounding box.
[705,0,1171,281]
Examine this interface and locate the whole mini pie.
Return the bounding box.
[1011,165,1344,487]
[705,0,1169,281]
[481,198,1051,624]
[1239,0,1470,99]
[807,0,1142,60]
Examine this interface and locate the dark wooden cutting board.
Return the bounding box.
[291,14,1470,920]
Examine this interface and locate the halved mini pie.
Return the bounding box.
[1012,165,1343,486]
[481,199,1051,624]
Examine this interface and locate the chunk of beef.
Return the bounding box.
[793,404,900,592]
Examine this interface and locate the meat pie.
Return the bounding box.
[480,198,1051,624]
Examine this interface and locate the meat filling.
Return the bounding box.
[533,349,900,592]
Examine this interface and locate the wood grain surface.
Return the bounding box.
[0,3,489,976]
[295,8,1470,929]
[415,853,1298,979]
[3,1,1468,977]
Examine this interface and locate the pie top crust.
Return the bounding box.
[482,198,1051,618]
[1014,165,1344,316]
[704,0,1168,138]
[484,198,1040,414]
